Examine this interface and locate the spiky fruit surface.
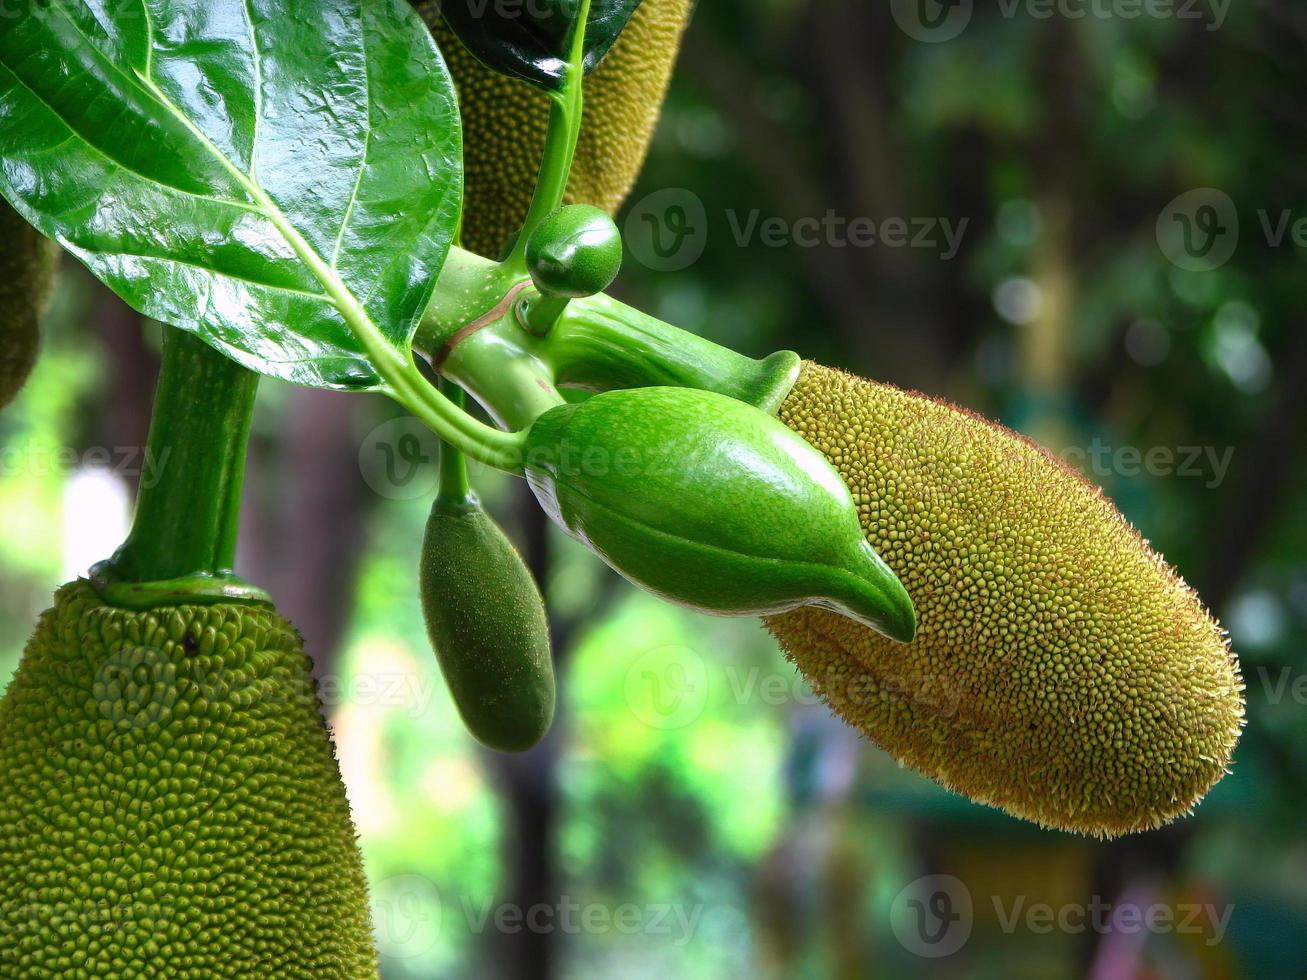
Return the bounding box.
[417,0,694,257]
[767,363,1244,838]
[0,582,377,977]
[0,200,57,408]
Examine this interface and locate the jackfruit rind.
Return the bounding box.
[418,0,694,257]
[0,582,378,977]
[0,200,58,409]
[767,363,1244,838]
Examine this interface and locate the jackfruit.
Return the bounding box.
[420,492,555,752]
[766,363,1244,838]
[416,0,694,257]
[0,200,58,408]
[0,582,378,977]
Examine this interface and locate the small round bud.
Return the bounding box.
[525,205,623,299]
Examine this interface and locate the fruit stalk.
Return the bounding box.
[97,329,263,599]
[418,246,801,422]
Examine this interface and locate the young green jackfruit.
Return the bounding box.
[766,363,1244,838]
[420,493,555,752]
[0,582,378,977]
[0,200,58,408]
[416,0,694,257]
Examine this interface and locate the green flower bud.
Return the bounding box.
[526,204,623,299]
[420,492,556,752]
[522,386,916,642]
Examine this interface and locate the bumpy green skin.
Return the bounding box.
[767,364,1245,838]
[523,386,916,641]
[420,496,555,752]
[1,200,58,408]
[526,205,623,299]
[0,582,378,977]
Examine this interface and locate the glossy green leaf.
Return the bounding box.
[0,0,462,390]
[437,0,642,91]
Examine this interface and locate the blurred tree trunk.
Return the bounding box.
[85,281,155,492]
[238,388,370,680]
[487,491,560,980]
[798,0,953,391]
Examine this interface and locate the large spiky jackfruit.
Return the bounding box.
[416,0,695,257]
[0,200,58,408]
[0,582,377,977]
[766,364,1244,838]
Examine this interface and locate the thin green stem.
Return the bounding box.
[109,329,259,582]
[436,382,473,507]
[505,0,591,268]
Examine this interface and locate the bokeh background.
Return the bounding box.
[3,0,1305,977]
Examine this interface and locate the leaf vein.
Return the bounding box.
[331,6,371,273]
[73,245,332,302]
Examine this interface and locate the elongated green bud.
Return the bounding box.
[523,386,916,642]
[768,363,1244,837]
[420,489,556,752]
[0,200,57,408]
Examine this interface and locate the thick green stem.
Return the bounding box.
[105,329,259,586]
[416,255,801,425]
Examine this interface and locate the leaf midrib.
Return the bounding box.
[44,0,388,350]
